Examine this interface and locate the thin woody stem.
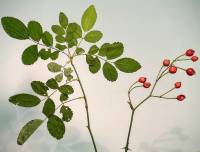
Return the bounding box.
[160,87,175,97]
[124,54,184,152]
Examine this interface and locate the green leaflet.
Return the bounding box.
[114,58,141,73]
[51,25,65,35]
[31,81,49,96]
[1,16,29,40]
[75,47,85,55]
[60,93,69,102]
[103,62,118,81]
[17,119,43,145]
[9,93,40,107]
[39,48,51,60]
[28,21,43,41]
[55,35,65,43]
[47,62,62,72]
[58,85,74,95]
[84,30,102,43]
[42,31,53,47]
[88,45,99,55]
[55,73,63,82]
[47,115,65,140]
[87,56,101,74]
[60,106,73,122]
[50,51,60,60]
[22,45,39,65]
[59,12,68,28]
[81,5,97,32]
[42,98,55,117]
[46,78,59,89]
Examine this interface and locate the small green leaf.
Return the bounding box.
[75,47,85,55]
[55,35,65,43]
[84,30,102,43]
[28,21,43,41]
[51,25,65,35]
[88,45,99,55]
[39,48,51,60]
[64,67,73,77]
[50,51,59,60]
[114,58,141,73]
[66,74,73,81]
[47,115,65,140]
[47,62,62,72]
[55,44,67,51]
[42,98,55,117]
[17,119,42,145]
[59,85,74,95]
[22,45,39,65]
[46,78,58,89]
[42,31,53,47]
[81,5,97,32]
[60,106,73,122]
[9,93,40,107]
[60,93,68,102]
[1,17,28,40]
[89,57,101,74]
[98,43,110,57]
[103,62,118,82]
[31,81,49,96]
[59,12,68,28]
[55,73,63,82]
[86,54,95,65]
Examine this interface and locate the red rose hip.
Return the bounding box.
[191,56,198,62]
[186,68,195,76]
[175,82,181,88]
[176,94,186,101]
[163,59,170,66]
[169,66,177,74]
[143,82,151,88]
[138,77,147,83]
[185,49,195,56]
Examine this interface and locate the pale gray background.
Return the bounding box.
[0,0,199,152]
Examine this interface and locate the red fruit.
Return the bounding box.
[185,49,195,56]
[186,68,196,76]
[138,77,147,83]
[163,59,170,66]
[176,94,186,101]
[175,82,181,88]
[143,82,151,88]
[169,66,177,74]
[191,56,198,62]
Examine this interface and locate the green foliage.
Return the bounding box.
[28,21,43,41]
[39,48,51,60]
[59,12,68,28]
[75,47,85,55]
[103,62,118,81]
[42,31,53,46]
[84,30,103,43]
[114,58,141,73]
[55,35,65,43]
[47,115,65,140]
[88,45,99,55]
[51,25,65,35]
[1,17,29,40]
[31,81,49,96]
[50,51,60,60]
[22,45,39,65]
[81,5,97,32]
[60,106,73,122]
[47,62,62,72]
[88,57,101,74]
[46,78,59,89]
[60,93,69,102]
[55,73,63,82]
[42,98,55,117]
[17,119,43,145]
[59,85,74,95]
[9,93,40,107]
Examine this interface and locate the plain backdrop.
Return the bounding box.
[0,0,200,152]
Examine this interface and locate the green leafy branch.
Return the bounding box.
[1,5,141,152]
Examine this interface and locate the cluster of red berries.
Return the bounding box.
[138,77,151,88]
[163,49,198,76]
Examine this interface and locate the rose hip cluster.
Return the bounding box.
[136,49,198,102]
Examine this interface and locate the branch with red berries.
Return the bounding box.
[123,49,198,152]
